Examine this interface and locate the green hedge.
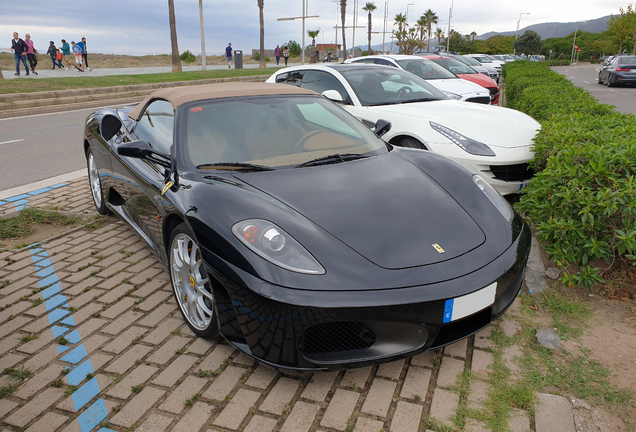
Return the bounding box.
[503,62,636,288]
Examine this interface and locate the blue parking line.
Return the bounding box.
[0,200,7,207]
[27,187,53,196]
[45,295,67,311]
[72,377,101,411]
[51,326,69,337]
[67,360,94,386]
[36,266,57,278]
[34,258,52,268]
[14,199,29,211]
[38,273,59,288]
[66,330,82,344]
[77,399,108,432]
[4,194,30,203]
[62,344,88,364]
[49,183,68,189]
[48,308,70,324]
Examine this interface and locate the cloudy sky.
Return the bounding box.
[1,0,627,55]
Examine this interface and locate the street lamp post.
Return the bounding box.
[277,0,319,64]
[446,0,453,52]
[406,3,414,26]
[199,0,206,71]
[514,12,530,55]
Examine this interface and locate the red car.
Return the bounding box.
[417,54,499,104]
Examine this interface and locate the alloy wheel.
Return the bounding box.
[88,152,102,208]
[170,233,214,331]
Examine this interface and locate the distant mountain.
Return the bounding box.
[477,15,611,40]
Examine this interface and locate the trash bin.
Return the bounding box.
[234,50,243,69]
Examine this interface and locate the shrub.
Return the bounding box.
[180,50,196,63]
[252,51,260,61]
[504,62,636,288]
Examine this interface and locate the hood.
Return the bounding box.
[426,78,490,98]
[370,100,540,149]
[234,151,485,270]
[457,73,497,89]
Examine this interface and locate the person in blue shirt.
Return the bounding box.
[71,41,84,72]
[78,37,91,71]
[225,43,233,68]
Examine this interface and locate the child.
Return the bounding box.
[55,49,64,69]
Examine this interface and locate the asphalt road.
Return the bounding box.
[551,63,636,116]
[0,108,93,191]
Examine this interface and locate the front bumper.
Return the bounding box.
[202,220,531,371]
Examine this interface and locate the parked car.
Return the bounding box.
[598,55,636,86]
[602,56,615,66]
[463,54,501,81]
[83,81,531,370]
[345,55,491,104]
[415,54,500,104]
[267,64,539,196]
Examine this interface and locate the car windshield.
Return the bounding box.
[473,56,493,63]
[182,95,388,170]
[459,56,481,67]
[340,68,448,107]
[429,58,476,75]
[395,59,457,79]
[619,57,636,65]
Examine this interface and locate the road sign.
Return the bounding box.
[577,48,581,52]
[575,45,578,49]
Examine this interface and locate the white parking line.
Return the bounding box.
[583,81,591,84]
[0,169,87,200]
[0,139,25,145]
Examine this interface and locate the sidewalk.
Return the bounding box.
[0,177,576,432]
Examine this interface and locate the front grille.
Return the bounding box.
[466,96,491,105]
[300,322,376,354]
[488,87,499,96]
[489,163,534,182]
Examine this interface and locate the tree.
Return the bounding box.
[393,12,408,54]
[618,4,636,54]
[422,9,438,52]
[341,0,347,58]
[608,13,631,54]
[470,31,477,42]
[258,0,266,68]
[514,30,543,55]
[415,16,427,50]
[435,28,444,44]
[362,2,377,55]
[308,29,320,62]
[168,0,182,72]
[286,40,302,57]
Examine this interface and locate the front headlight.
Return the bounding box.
[473,175,513,222]
[442,91,462,100]
[429,122,496,157]
[232,219,325,275]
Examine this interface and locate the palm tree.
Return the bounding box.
[423,9,438,52]
[340,0,347,59]
[362,2,377,55]
[258,0,266,68]
[435,28,444,44]
[393,12,407,53]
[415,16,427,50]
[168,0,182,72]
[470,31,477,42]
[308,29,320,62]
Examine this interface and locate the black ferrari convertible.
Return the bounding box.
[83,82,530,370]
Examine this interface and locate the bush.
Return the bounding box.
[543,60,570,66]
[252,51,260,61]
[504,62,636,288]
[180,50,196,63]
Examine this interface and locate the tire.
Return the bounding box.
[397,137,427,150]
[86,148,111,215]
[169,223,219,339]
[607,74,614,87]
[597,73,603,85]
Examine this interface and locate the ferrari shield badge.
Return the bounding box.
[432,243,445,254]
[161,181,174,196]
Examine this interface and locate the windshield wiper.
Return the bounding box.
[294,153,367,168]
[196,162,274,171]
[368,98,438,106]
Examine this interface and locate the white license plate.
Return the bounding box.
[443,282,497,323]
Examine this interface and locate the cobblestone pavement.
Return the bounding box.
[0,177,571,432]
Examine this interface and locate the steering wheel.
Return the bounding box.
[293,130,327,153]
[396,86,413,98]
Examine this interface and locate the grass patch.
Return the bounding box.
[0,68,279,95]
[0,384,18,399]
[540,290,593,338]
[20,332,39,343]
[0,208,82,242]
[4,367,32,381]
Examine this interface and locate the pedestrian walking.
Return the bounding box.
[274,44,281,65]
[24,34,38,75]
[55,49,64,69]
[283,46,290,66]
[79,37,91,70]
[71,41,84,72]
[11,32,29,76]
[47,41,58,69]
[225,43,233,68]
[61,39,71,69]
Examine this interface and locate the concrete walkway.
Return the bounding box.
[2,62,296,80]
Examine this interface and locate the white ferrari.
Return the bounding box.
[266,64,540,196]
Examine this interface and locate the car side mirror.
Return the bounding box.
[321,90,344,102]
[118,140,172,169]
[374,119,391,138]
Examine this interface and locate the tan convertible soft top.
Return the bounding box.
[127,82,316,121]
